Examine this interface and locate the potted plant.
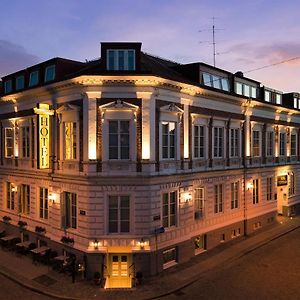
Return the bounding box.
[93,271,101,286]
[61,236,74,245]
[135,271,143,285]
[18,220,27,229]
[35,226,46,234]
[2,216,12,223]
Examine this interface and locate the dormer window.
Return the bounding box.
[16,75,25,91]
[4,80,12,94]
[275,93,282,105]
[202,72,229,91]
[265,91,271,102]
[45,65,55,82]
[29,70,39,87]
[107,49,135,71]
[235,82,257,98]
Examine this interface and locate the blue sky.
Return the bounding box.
[1,0,300,92]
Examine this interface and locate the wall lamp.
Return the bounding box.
[247,182,254,190]
[92,239,100,250]
[49,193,57,204]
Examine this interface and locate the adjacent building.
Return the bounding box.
[0,42,299,288]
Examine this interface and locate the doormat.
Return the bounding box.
[33,274,57,286]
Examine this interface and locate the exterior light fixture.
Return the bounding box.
[11,185,17,193]
[247,182,254,190]
[93,239,100,250]
[184,192,192,203]
[49,193,57,204]
[137,238,145,250]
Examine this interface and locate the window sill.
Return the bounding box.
[163,260,177,270]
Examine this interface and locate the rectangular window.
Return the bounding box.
[251,87,257,98]
[6,182,15,210]
[294,98,298,109]
[194,188,204,219]
[163,247,177,268]
[109,120,130,160]
[266,177,273,201]
[265,91,271,102]
[4,80,12,94]
[16,75,24,91]
[202,73,212,86]
[244,85,250,97]
[289,172,295,196]
[252,130,260,157]
[107,49,136,71]
[214,184,223,213]
[64,192,77,229]
[162,191,177,228]
[19,184,30,214]
[39,187,48,219]
[266,131,274,156]
[235,82,243,95]
[291,134,297,156]
[213,127,223,158]
[280,133,286,156]
[108,195,130,233]
[275,94,282,104]
[162,121,176,159]
[212,75,221,89]
[44,65,55,82]
[64,122,77,160]
[21,126,30,158]
[231,181,239,209]
[230,128,239,157]
[29,70,39,87]
[221,78,229,91]
[5,128,14,158]
[194,125,205,158]
[252,179,259,204]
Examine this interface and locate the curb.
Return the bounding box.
[142,222,300,300]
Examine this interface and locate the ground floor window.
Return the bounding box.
[163,247,177,269]
[194,235,206,254]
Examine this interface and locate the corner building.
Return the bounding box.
[0,42,300,288]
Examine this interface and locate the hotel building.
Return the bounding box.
[0,42,300,288]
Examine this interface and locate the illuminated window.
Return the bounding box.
[108,195,130,233]
[231,181,239,209]
[44,65,55,82]
[29,70,39,87]
[275,93,282,105]
[244,85,250,97]
[162,191,177,228]
[252,130,260,157]
[62,192,77,229]
[265,91,271,102]
[5,128,14,158]
[213,127,223,158]
[6,182,15,210]
[4,80,12,94]
[252,179,259,204]
[163,247,177,268]
[64,122,77,160]
[21,126,30,158]
[19,184,30,215]
[16,75,24,91]
[214,184,223,213]
[107,49,135,71]
[291,134,297,156]
[194,235,206,253]
[39,187,48,219]
[236,82,242,95]
[194,125,205,158]
[194,188,204,219]
[266,131,274,156]
[235,82,257,98]
[289,172,295,196]
[109,120,130,160]
[266,177,273,201]
[279,133,286,156]
[230,128,239,157]
[162,121,176,159]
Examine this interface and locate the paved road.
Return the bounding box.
[163,227,300,300]
[0,274,53,300]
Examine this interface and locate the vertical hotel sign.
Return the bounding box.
[34,103,54,169]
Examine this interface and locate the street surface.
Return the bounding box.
[164,227,300,299]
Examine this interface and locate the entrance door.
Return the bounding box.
[108,254,131,288]
[277,187,287,214]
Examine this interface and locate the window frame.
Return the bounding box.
[213,127,224,158]
[6,182,15,211]
[230,128,239,158]
[64,121,78,160]
[21,126,30,158]
[29,70,39,87]
[4,80,12,94]
[16,75,25,91]
[266,177,273,201]
[162,191,177,228]
[266,131,274,157]
[44,65,56,82]
[4,127,14,158]
[63,191,77,229]
[107,49,136,71]
[19,184,30,215]
[214,184,223,213]
[193,124,205,159]
[161,121,176,160]
[252,130,261,157]
[279,132,286,156]
[252,179,259,204]
[290,133,297,156]
[194,188,204,219]
[231,181,239,209]
[39,187,49,220]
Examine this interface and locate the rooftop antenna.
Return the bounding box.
[199,17,225,67]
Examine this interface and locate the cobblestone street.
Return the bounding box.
[163,227,300,300]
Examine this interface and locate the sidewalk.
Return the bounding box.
[0,216,300,300]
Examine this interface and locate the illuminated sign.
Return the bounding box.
[277,175,288,186]
[34,104,54,169]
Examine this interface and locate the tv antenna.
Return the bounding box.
[199,17,225,67]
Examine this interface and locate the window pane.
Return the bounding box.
[45,65,55,82]
[203,73,211,86]
[128,50,135,70]
[221,78,229,91]
[29,71,39,87]
[236,82,242,95]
